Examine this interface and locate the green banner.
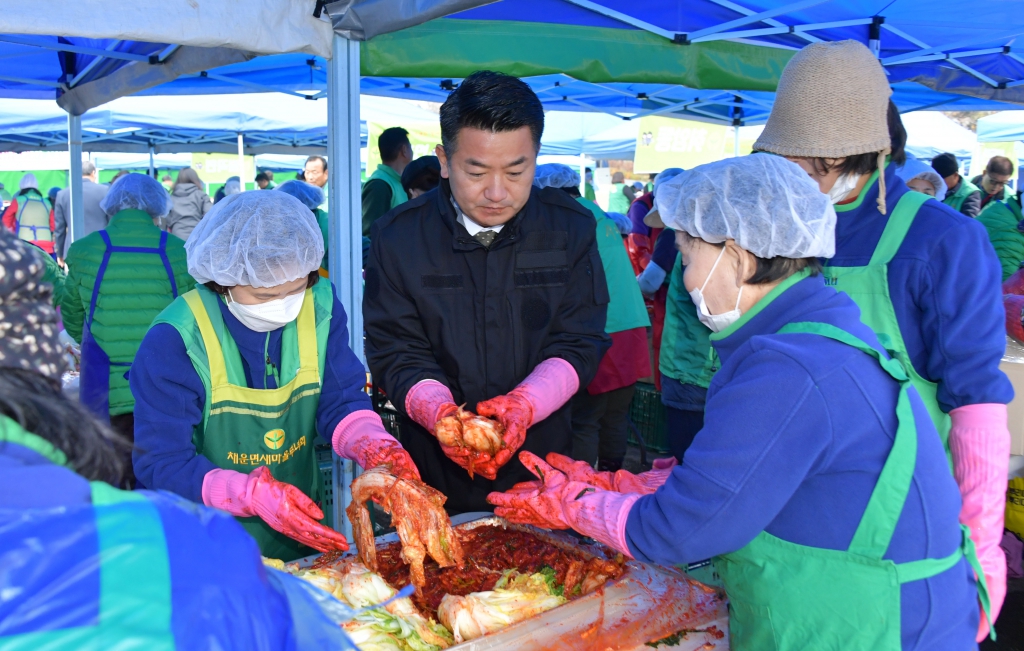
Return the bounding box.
[192,153,255,185]
[366,117,440,173]
[634,116,729,173]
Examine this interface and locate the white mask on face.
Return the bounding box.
[227,289,305,332]
[688,247,743,333]
[827,172,861,204]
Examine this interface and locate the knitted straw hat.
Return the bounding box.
[754,40,893,213]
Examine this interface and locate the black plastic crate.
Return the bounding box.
[627,382,670,454]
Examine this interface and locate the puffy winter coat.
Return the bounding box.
[61,209,195,415]
[166,183,212,242]
[977,194,1024,281]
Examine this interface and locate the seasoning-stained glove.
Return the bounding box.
[948,404,1010,642]
[487,451,572,529]
[544,453,677,495]
[332,410,420,481]
[1004,295,1024,343]
[406,379,500,479]
[476,359,580,472]
[202,466,349,553]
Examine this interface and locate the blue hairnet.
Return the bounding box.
[533,164,581,190]
[896,158,947,202]
[605,212,632,235]
[223,176,241,196]
[99,173,172,218]
[654,168,684,195]
[47,187,60,201]
[656,155,836,259]
[186,191,324,288]
[276,180,324,211]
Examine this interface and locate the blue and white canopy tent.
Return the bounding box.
[978,111,1024,143]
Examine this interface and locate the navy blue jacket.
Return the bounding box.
[830,166,1011,411]
[626,274,978,651]
[0,441,352,649]
[130,286,371,501]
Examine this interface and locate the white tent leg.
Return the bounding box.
[67,113,84,254]
[327,32,362,542]
[148,144,155,177]
[579,153,586,196]
[734,126,741,157]
[237,133,244,189]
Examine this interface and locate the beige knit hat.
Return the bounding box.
[754,40,893,214]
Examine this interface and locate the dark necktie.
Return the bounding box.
[474,230,498,247]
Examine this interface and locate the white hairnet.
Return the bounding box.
[223,176,241,196]
[99,173,172,217]
[656,154,836,259]
[654,168,684,195]
[606,212,632,235]
[19,173,37,191]
[276,180,324,210]
[896,158,947,203]
[533,164,580,190]
[185,191,325,288]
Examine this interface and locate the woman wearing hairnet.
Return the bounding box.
[753,41,1010,640]
[276,179,329,274]
[130,191,419,561]
[489,156,986,651]
[61,173,195,485]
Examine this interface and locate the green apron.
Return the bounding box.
[944,177,981,214]
[0,417,175,650]
[576,197,650,333]
[608,183,631,213]
[182,286,325,561]
[660,253,715,388]
[716,321,991,651]
[824,187,952,450]
[315,208,330,273]
[367,164,409,210]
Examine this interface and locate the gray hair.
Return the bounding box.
[81,160,97,176]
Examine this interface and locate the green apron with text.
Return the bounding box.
[824,187,952,451]
[183,287,324,561]
[716,321,990,650]
[0,417,175,650]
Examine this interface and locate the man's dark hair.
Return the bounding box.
[439,70,544,157]
[305,155,327,172]
[987,155,1015,177]
[0,368,132,484]
[255,172,269,183]
[804,100,907,177]
[379,127,411,163]
[401,155,442,195]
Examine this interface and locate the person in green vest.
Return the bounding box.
[276,179,329,274]
[584,167,596,201]
[0,228,359,650]
[533,164,651,471]
[931,152,981,217]
[489,155,987,651]
[977,188,1024,281]
[972,155,1015,213]
[607,171,633,213]
[130,191,420,561]
[61,174,195,488]
[362,126,413,236]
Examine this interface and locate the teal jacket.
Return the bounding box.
[976,195,1024,281]
[61,210,195,415]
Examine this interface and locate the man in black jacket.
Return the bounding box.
[364,71,611,513]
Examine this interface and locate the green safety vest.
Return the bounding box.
[608,183,631,213]
[944,177,981,214]
[153,281,334,561]
[0,416,176,650]
[824,176,952,451]
[712,304,990,649]
[659,253,715,388]
[367,164,409,210]
[576,197,650,334]
[15,194,52,243]
[315,208,329,273]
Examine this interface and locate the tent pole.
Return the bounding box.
[327,32,363,542]
[579,153,586,197]
[148,144,155,177]
[237,133,244,189]
[67,113,84,256]
[734,126,740,157]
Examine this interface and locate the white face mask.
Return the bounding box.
[688,247,743,333]
[227,289,305,332]
[827,172,861,204]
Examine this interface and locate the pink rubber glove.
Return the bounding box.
[405,379,459,431]
[476,359,580,472]
[545,452,678,495]
[332,410,420,481]
[949,404,1010,642]
[487,451,572,529]
[562,483,640,558]
[202,466,349,553]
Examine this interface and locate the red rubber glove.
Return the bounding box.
[545,453,678,495]
[487,451,573,529]
[1003,268,1024,295]
[475,392,532,473]
[406,380,498,477]
[332,410,420,482]
[1005,295,1024,342]
[202,466,349,553]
